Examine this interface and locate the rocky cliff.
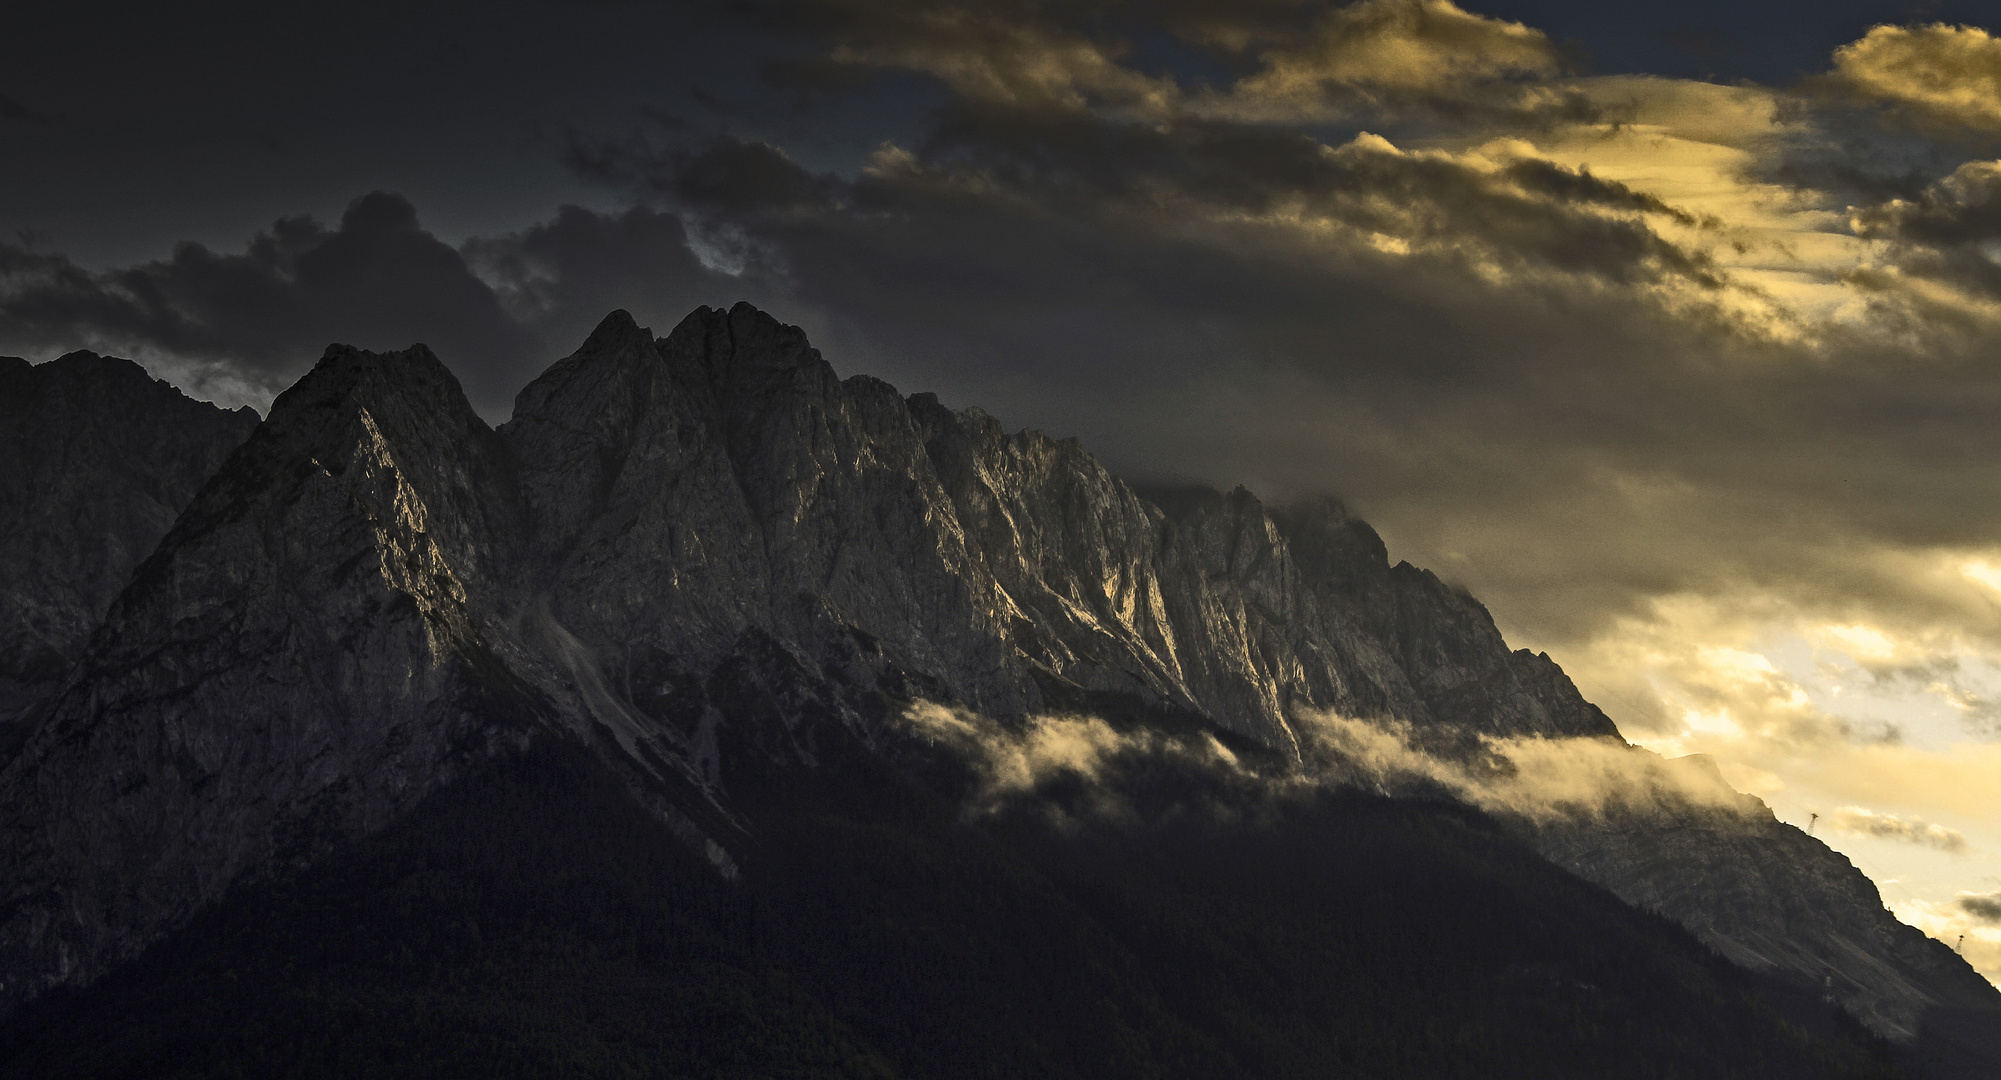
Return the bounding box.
[0,304,1991,1070]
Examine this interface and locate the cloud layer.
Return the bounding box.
[14,3,2001,684]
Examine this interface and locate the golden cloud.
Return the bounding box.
[823,5,1175,114]
[1830,23,2001,134]
[900,700,1243,815]
[1296,711,1761,823]
[1213,0,1564,120]
[902,699,1769,829]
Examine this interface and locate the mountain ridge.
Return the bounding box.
[0,302,1993,1075]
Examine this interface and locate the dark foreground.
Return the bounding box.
[0,730,1903,1080]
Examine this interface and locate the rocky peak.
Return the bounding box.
[264,341,496,470]
[229,342,520,599]
[508,309,659,434]
[1270,496,1390,593]
[663,301,833,397]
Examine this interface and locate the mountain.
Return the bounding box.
[0,353,257,728]
[0,304,1991,1077]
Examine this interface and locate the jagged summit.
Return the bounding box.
[270,341,471,417]
[583,305,649,346]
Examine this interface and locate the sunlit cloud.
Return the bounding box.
[1199,0,1565,120]
[900,700,1243,816]
[1295,711,1760,824]
[1828,23,2001,135]
[903,698,1761,829]
[824,6,1177,116]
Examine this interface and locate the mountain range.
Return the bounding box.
[0,303,1995,1078]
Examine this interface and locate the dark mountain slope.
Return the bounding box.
[0,353,257,726]
[0,733,1901,1080]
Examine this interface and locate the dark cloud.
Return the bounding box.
[576,94,1714,295]
[527,100,2001,655]
[1499,158,1700,225]
[0,192,540,413]
[1964,892,2001,923]
[1852,161,2001,245]
[1836,160,2001,332]
[0,185,751,419]
[19,0,2001,680]
[1769,158,1935,205]
[463,204,738,353]
[761,53,885,98]
[1825,807,1969,853]
[563,129,836,214]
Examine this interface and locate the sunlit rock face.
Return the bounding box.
[0,353,257,726]
[0,302,1991,1065]
[499,303,1620,763]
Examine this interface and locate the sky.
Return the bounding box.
[8,0,2001,980]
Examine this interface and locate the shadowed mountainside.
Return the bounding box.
[0,353,257,726]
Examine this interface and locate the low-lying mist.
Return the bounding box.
[897,701,1769,829]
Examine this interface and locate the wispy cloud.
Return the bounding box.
[1293,711,1758,823]
[1826,805,1971,853]
[900,699,1761,829]
[901,700,1246,817]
